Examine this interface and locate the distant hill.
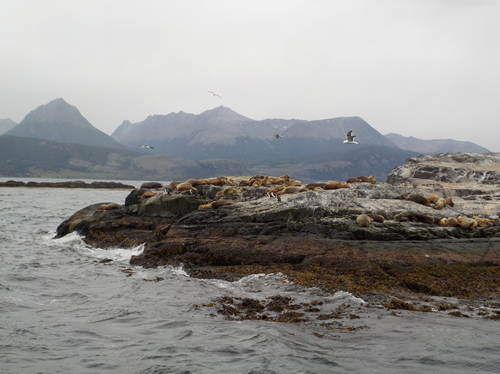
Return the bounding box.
[0,135,249,180]
[112,107,398,163]
[5,98,126,149]
[385,133,490,154]
[0,118,17,135]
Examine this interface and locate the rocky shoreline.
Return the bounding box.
[55,153,500,310]
[0,180,135,189]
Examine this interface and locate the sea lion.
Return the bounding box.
[457,216,478,229]
[444,197,454,207]
[186,178,207,187]
[211,199,237,209]
[276,186,307,195]
[366,213,385,223]
[472,216,496,228]
[238,179,250,187]
[426,194,439,204]
[400,194,431,207]
[279,174,290,182]
[176,183,197,192]
[433,198,447,210]
[198,203,212,210]
[215,187,242,198]
[306,182,326,190]
[440,217,459,227]
[141,192,157,199]
[356,214,373,227]
[169,181,182,189]
[99,203,121,211]
[394,211,439,224]
[141,182,163,190]
[324,181,349,190]
[357,176,376,184]
[346,177,362,183]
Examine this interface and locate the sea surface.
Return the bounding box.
[1,178,499,373]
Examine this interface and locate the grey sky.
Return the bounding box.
[2,0,499,151]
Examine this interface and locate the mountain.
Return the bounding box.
[0,118,17,135]
[4,98,126,149]
[0,135,249,180]
[112,107,398,163]
[385,133,490,154]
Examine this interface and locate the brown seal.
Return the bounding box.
[99,203,121,211]
[433,198,447,210]
[395,211,439,224]
[211,199,238,209]
[366,213,385,223]
[356,214,373,227]
[440,217,459,227]
[323,181,349,190]
[401,194,431,207]
[426,194,439,204]
[141,192,157,199]
[472,216,496,228]
[457,216,478,229]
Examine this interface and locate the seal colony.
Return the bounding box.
[55,152,500,309]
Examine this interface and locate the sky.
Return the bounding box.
[1,0,499,151]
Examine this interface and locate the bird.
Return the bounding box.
[208,91,222,98]
[139,144,154,149]
[275,133,282,139]
[343,130,358,144]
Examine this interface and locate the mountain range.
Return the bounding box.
[385,133,490,154]
[0,98,492,182]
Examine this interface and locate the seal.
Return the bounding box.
[400,194,431,207]
[356,214,373,227]
[306,182,326,189]
[426,194,439,204]
[457,216,478,229]
[99,202,121,211]
[141,182,163,190]
[440,217,459,227]
[366,213,385,223]
[176,183,197,192]
[323,181,349,190]
[215,187,243,199]
[211,199,238,209]
[276,186,308,194]
[141,192,157,199]
[433,198,447,210]
[394,211,439,224]
[444,197,454,207]
[472,216,497,228]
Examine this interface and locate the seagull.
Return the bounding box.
[208,91,222,98]
[275,133,282,139]
[139,144,154,149]
[343,130,358,144]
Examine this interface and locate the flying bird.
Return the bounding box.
[208,91,222,98]
[275,133,282,139]
[343,130,358,144]
[139,144,154,149]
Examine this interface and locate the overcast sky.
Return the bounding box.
[2,0,499,151]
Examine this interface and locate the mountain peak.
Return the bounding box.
[4,98,126,149]
[199,106,252,123]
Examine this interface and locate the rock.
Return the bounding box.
[55,157,500,301]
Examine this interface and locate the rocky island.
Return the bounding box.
[55,153,500,314]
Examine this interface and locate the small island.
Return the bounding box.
[55,153,500,315]
[0,180,135,189]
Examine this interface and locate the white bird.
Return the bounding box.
[343,130,358,144]
[208,91,222,98]
[275,133,282,139]
[139,144,154,149]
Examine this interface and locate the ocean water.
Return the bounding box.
[1,179,499,373]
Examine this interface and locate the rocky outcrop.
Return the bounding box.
[55,153,500,302]
[0,180,135,189]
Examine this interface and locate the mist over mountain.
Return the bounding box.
[5,98,126,149]
[0,118,17,135]
[385,133,490,154]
